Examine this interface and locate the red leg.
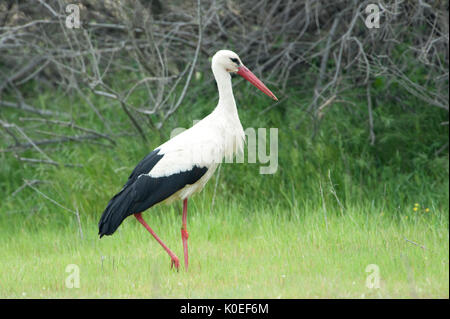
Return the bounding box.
[134,212,180,271]
[181,198,189,271]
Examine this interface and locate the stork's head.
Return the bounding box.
[212,50,278,101]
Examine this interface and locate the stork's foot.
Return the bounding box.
[170,256,180,271]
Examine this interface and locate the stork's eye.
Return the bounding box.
[230,58,240,65]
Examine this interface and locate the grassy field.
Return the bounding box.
[0,84,448,298]
[0,197,448,298]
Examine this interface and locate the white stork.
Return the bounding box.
[98,50,278,271]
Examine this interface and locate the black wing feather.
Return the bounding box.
[129,166,207,213]
[98,149,207,237]
[126,149,163,186]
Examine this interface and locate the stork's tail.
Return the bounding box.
[98,187,134,238]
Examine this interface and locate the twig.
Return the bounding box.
[25,180,76,215]
[25,179,84,239]
[19,117,116,145]
[11,179,45,197]
[319,181,328,231]
[159,0,203,127]
[1,133,110,152]
[0,100,62,117]
[317,95,337,119]
[404,237,426,250]
[1,120,54,162]
[93,86,148,143]
[74,205,84,240]
[14,155,82,168]
[328,170,345,213]
[435,142,449,157]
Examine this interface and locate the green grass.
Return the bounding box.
[0,82,448,298]
[0,197,448,298]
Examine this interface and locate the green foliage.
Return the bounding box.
[0,78,448,298]
[1,80,448,221]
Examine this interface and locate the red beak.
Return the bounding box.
[237,66,278,101]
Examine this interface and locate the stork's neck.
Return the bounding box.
[212,64,237,114]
